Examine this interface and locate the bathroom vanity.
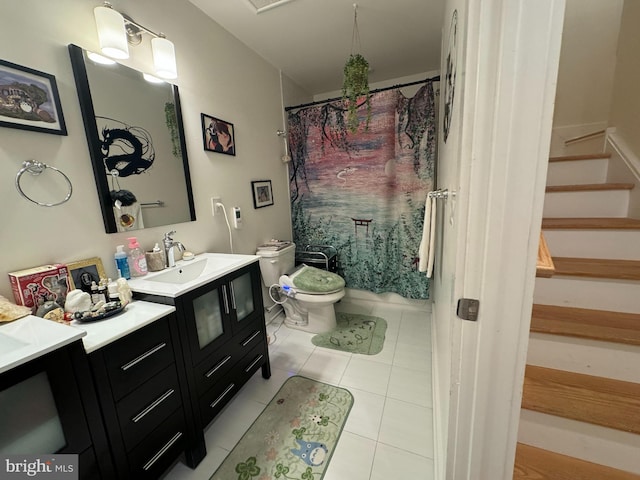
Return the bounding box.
[128,253,271,437]
[0,253,269,479]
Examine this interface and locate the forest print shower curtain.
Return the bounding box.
[288,82,436,299]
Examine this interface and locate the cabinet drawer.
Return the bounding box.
[194,344,235,396]
[103,318,174,401]
[117,364,182,452]
[233,325,264,358]
[128,409,187,480]
[236,344,268,381]
[199,377,240,428]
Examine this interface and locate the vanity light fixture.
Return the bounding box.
[143,73,165,84]
[94,1,178,79]
[86,51,117,65]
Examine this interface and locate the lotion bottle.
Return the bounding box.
[127,237,148,277]
[114,245,131,280]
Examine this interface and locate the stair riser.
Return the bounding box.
[518,410,640,475]
[534,276,640,313]
[527,333,640,383]
[546,158,609,186]
[544,230,640,260]
[543,190,630,218]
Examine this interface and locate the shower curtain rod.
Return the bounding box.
[285,75,440,112]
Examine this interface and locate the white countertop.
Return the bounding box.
[70,300,176,353]
[0,315,86,374]
[127,252,260,298]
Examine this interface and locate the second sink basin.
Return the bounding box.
[148,258,207,284]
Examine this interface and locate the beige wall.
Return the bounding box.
[0,0,292,300]
[553,0,623,128]
[609,1,640,155]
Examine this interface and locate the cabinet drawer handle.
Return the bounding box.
[205,355,232,378]
[132,389,175,423]
[142,431,183,471]
[242,330,261,347]
[121,343,167,371]
[244,354,264,373]
[222,286,230,314]
[210,384,235,409]
[229,282,237,310]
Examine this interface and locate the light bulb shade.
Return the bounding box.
[151,37,177,79]
[94,5,129,59]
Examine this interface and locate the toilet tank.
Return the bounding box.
[256,243,296,287]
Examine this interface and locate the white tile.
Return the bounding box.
[392,341,432,371]
[358,337,396,365]
[299,349,351,384]
[232,367,295,405]
[342,387,386,440]
[163,445,230,480]
[268,339,315,373]
[397,314,432,349]
[340,357,392,396]
[203,397,265,451]
[370,442,434,480]
[335,299,374,315]
[323,431,376,480]
[387,365,432,407]
[378,398,434,458]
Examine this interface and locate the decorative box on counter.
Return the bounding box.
[8,264,70,313]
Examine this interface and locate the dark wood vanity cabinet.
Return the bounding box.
[0,341,114,480]
[136,261,271,435]
[87,314,203,479]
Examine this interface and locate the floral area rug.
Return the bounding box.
[210,376,353,480]
[311,312,387,355]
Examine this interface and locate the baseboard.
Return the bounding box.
[343,287,432,311]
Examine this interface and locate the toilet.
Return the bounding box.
[256,243,345,333]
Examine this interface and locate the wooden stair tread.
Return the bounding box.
[553,257,640,280]
[542,217,640,230]
[549,152,612,162]
[545,183,634,193]
[521,365,640,434]
[513,443,640,480]
[531,304,640,346]
[536,233,555,277]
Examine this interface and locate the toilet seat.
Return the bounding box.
[279,264,345,295]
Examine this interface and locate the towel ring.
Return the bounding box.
[15,160,73,207]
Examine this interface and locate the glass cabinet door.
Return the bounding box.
[230,272,255,327]
[192,289,225,349]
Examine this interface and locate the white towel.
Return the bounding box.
[418,195,435,275]
[427,197,436,278]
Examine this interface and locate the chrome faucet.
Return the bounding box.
[163,230,186,268]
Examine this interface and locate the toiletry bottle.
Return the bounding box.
[127,237,148,277]
[115,245,131,280]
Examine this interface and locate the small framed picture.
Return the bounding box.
[251,180,274,209]
[0,59,67,135]
[201,113,235,156]
[67,257,106,294]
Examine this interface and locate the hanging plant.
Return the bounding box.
[164,102,181,158]
[342,53,371,133]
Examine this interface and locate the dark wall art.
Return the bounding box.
[202,113,235,156]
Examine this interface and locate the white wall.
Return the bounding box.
[0,0,293,300]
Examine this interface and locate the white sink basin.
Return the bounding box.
[128,252,259,298]
[0,332,28,354]
[148,258,207,284]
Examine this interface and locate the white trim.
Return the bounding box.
[446,0,565,478]
[606,128,640,181]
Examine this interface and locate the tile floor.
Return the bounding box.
[164,293,434,480]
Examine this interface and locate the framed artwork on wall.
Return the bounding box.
[201,113,235,156]
[251,180,274,208]
[0,59,67,135]
[67,257,106,294]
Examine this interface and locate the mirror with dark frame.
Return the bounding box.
[68,44,196,234]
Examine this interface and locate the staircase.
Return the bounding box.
[514,151,640,479]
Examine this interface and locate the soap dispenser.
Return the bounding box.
[127,237,148,277]
[114,245,131,280]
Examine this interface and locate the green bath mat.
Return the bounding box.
[312,312,387,355]
[210,376,353,480]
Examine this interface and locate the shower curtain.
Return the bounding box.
[287,82,436,299]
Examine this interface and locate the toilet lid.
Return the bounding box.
[290,265,345,293]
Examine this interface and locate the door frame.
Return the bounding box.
[440,0,566,478]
